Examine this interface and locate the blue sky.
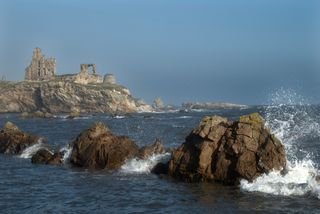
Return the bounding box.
[0,0,319,105]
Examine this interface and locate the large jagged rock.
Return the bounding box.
[31,149,63,165]
[70,122,139,170]
[166,113,286,184]
[0,121,41,155]
[138,139,166,160]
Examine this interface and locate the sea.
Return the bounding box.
[0,90,320,213]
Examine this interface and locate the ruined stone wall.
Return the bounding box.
[25,48,56,81]
[74,72,102,84]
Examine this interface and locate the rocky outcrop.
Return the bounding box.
[0,121,41,155]
[70,122,139,170]
[138,139,166,160]
[166,113,286,184]
[20,110,54,118]
[31,149,63,165]
[0,81,153,113]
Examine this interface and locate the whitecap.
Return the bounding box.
[177,116,192,119]
[241,88,320,199]
[60,145,72,163]
[119,153,170,174]
[19,138,46,159]
[240,159,320,198]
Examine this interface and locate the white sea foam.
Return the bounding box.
[177,116,192,119]
[120,153,170,174]
[113,115,125,119]
[241,160,320,198]
[19,139,46,159]
[240,88,320,199]
[60,145,72,163]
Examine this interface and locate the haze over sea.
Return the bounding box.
[1,0,320,104]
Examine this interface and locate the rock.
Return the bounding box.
[0,121,41,155]
[20,111,54,118]
[167,113,286,184]
[31,149,63,165]
[151,162,169,175]
[70,122,139,170]
[0,80,153,113]
[67,108,81,119]
[138,139,166,160]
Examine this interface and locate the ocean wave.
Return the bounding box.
[177,116,192,119]
[241,159,320,198]
[241,88,320,199]
[60,145,72,163]
[19,139,47,159]
[119,153,170,174]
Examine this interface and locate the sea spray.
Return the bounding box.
[240,88,320,199]
[120,153,170,174]
[60,144,72,163]
[19,138,47,159]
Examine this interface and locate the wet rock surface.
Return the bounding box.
[31,149,63,165]
[166,113,286,184]
[70,122,139,170]
[0,121,41,155]
[138,139,166,160]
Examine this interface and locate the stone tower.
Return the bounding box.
[25,47,56,81]
[103,74,116,84]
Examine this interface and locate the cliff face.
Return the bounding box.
[0,81,152,113]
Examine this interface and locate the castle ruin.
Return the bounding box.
[24,48,116,85]
[74,63,102,84]
[25,47,56,81]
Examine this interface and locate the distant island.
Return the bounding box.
[181,102,248,110]
[0,48,152,114]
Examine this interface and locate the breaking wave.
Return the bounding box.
[120,153,170,174]
[60,144,72,163]
[240,88,320,199]
[19,139,46,159]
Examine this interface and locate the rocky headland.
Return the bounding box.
[0,80,152,113]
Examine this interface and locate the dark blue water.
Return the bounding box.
[0,106,320,213]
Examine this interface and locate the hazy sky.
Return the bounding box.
[0,0,319,105]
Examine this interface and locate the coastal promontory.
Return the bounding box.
[0,48,152,113]
[0,80,152,113]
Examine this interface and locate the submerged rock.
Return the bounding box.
[0,121,41,155]
[31,149,63,165]
[138,139,166,160]
[166,113,286,185]
[70,122,139,170]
